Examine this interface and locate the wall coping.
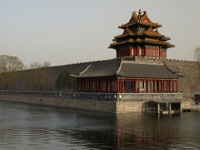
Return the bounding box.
[0,90,183,102]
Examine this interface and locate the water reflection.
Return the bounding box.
[0,101,200,150]
[71,114,183,150]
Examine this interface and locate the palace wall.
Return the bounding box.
[0,57,199,97]
[164,59,200,95]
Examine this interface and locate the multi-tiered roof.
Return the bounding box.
[109,10,174,58]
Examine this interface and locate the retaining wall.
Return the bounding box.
[0,95,117,113]
[0,91,185,113]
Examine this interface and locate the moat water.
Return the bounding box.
[0,101,200,150]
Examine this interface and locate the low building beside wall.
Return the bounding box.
[70,9,183,113]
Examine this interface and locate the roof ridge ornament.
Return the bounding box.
[138,9,142,21]
[132,11,137,18]
[79,64,91,75]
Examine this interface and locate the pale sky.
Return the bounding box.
[0,0,200,66]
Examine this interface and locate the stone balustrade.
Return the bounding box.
[0,90,183,102]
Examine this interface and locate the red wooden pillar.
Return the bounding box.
[150,80,152,92]
[106,80,108,92]
[92,80,95,92]
[84,79,87,92]
[77,80,80,92]
[152,80,154,92]
[160,81,162,92]
[86,80,88,92]
[122,79,125,93]
[105,80,107,92]
[169,80,171,92]
[98,80,101,92]
[132,79,135,92]
[161,80,164,93]
[120,79,122,93]
[78,79,81,92]
[104,80,106,92]
[130,47,133,56]
[157,81,159,92]
[124,79,126,93]
[176,80,178,92]
[137,79,140,92]
[106,79,110,92]
[113,79,115,92]
[103,80,105,92]
[115,79,118,92]
[164,51,166,58]
[156,80,159,92]
[108,80,111,92]
[134,79,137,92]
[83,80,85,92]
[158,80,160,92]
[117,79,121,93]
[146,80,148,92]
[158,46,160,58]
[117,79,119,93]
[88,80,90,92]
[85,79,88,92]
[88,80,90,91]
[116,49,119,58]
[85,79,87,92]
[166,80,169,92]
[100,80,103,92]
[80,79,83,92]
[94,80,97,92]
[172,80,174,92]
[81,80,83,92]
[137,46,141,56]
[119,79,121,93]
[102,80,104,92]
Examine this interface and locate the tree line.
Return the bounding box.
[0,55,77,91]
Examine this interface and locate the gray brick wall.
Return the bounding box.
[165,59,200,95]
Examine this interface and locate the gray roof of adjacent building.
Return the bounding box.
[70,58,178,79]
[117,61,178,79]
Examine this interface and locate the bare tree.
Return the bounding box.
[0,55,24,72]
[194,47,200,61]
[27,62,54,91]
[0,55,24,90]
[194,48,200,80]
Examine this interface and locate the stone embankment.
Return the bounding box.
[1,90,199,113]
[0,91,117,113]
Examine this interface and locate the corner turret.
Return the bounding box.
[109,10,174,59]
